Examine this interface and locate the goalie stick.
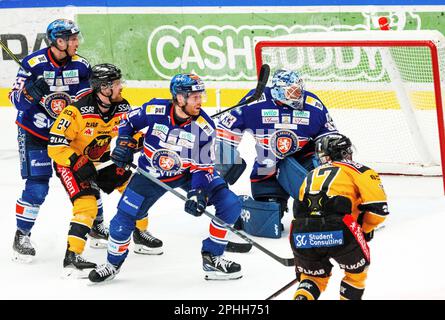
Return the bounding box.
[210,63,270,119]
[95,160,257,255]
[97,161,294,267]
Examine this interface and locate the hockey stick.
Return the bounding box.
[119,162,294,267]
[0,39,26,69]
[95,160,259,255]
[266,278,299,300]
[210,64,270,119]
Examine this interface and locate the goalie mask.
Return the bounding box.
[316,134,353,164]
[270,69,305,110]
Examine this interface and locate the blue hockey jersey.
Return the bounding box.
[216,87,338,182]
[9,47,91,140]
[119,99,221,191]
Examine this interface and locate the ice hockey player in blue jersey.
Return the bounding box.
[9,19,95,262]
[88,73,243,283]
[216,69,338,238]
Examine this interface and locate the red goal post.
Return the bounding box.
[255,31,445,193]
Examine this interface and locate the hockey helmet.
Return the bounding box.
[316,134,353,164]
[90,63,122,91]
[170,73,206,100]
[270,69,305,110]
[46,19,81,44]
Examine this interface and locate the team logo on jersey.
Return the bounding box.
[42,92,72,119]
[151,149,182,174]
[84,135,112,161]
[269,130,299,159]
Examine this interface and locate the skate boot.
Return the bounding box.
[202,251,242,280]
[12,229,36,263]
[133,228,163,255]
[88,220,109,249]
[62,249,97,279]
[89,262,120,284]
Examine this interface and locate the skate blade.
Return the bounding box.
[204,271,243,281]
[133,244,163,255]
[62,267,94,279]
[88,236,108,249]
[87,274,117,286]
[12,251,34,264]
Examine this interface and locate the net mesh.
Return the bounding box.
[259,41,444,175]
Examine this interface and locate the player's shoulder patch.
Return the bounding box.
[115,100,131,113]
[145,104,167,115]
[195,115,214,136]
[304,93,324,111]
[26,54,48,68]
[72,94,96,115]
[71,54,90,68]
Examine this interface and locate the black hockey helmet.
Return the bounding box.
[316,134,353,164]
[90,63,122,91]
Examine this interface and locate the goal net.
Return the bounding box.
[255,30,445,185]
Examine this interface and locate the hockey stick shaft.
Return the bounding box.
[266,278,299,300]
[0,39,25,68]
[95,160,252,254]
[117,161,293,266]
[210,64,270,119]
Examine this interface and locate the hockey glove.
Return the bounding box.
[185,189,208,217]
[70,154,97,182]
[111,135,138,169]
[23,77,50,103]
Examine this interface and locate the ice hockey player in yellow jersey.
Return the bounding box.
[48,63,162,278]
[290,133,389,300]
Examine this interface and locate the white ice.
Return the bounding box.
[0,107,444,300]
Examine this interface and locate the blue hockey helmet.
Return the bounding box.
[46,19,80,44]
[170,73,205,100]
[316,134,353,164]
[270,69,305,110]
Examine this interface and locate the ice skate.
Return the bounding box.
[88,263,120,284]
[62,250,97,279]
[133,229,163,255]
[202,252,242,280]
[88,220,109,249]
[12,230,36,263]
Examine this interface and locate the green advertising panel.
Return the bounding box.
[77,11,441,82]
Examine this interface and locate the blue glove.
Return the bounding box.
[111,135,138,169]
[185,189,207,217]
[23,77,50,103]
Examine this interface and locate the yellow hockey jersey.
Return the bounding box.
[298,160,389,233]
[48,91,131,167]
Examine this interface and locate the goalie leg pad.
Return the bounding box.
[277,156,309,200]
[238,195,281,238]
[214,140,246,185]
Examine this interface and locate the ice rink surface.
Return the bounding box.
[1,107,444,300]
